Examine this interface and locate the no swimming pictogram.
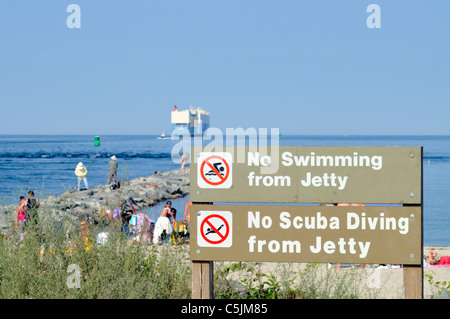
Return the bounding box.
[197,152,232,189]
[197,211,232,248]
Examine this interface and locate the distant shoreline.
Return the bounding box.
[2,134,450,137]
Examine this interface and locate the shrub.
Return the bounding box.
[0,215,191,299]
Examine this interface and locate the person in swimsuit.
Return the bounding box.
[152,201,176,244]
[180,152,188,174]
[15,196,27,233]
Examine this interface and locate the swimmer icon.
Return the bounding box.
[197,211,232,248]
[205,224,225,236]
[197,152,233,189]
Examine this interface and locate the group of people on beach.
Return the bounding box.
[105,199,187,245]
[152,200,178,244]
[75,155,118,191]
[14,190,40,233]
[13,192,189,248]
[153,200,191,244]
[97,199,153,244]
[10,152,190,246]
[96,200,188,245]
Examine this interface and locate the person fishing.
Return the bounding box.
[75,162,89,191]
[107,155,118,185]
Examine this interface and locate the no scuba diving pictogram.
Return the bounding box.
[197,152,232,189]
[197,211,232,248]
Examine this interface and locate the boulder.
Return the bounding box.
[0,169,190,234]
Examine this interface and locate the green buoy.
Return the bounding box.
[94,136,100,147]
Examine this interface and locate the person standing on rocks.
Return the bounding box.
[75,162,89,191]
[180,152,188,174]
[108,155,118,185]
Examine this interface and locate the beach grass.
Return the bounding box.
[1,207,374,299]
[1,197,447,299]
[213,261,383,299]
[0,214,191,299]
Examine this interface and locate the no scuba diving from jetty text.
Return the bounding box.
[247,151,382,190]
[247,210,409,259]
[191,205,421,264]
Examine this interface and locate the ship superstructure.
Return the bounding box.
[171,106,210,137]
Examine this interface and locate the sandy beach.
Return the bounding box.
[421,246,450,298]
[211,245,450,299]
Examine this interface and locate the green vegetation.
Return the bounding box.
[425,273,450,298]
[0,214,191,299]
[214,261,374,299]
[0,198,438,300]
[1,210,374,299]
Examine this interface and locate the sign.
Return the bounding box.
[190,145,424,299]
[190,204,422,265]
[197,210,232,247]
[191,146,422,204]
[197,152,233,189]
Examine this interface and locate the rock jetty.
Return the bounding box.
[0,169,190,233]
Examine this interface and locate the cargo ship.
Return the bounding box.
[171,106,210,137]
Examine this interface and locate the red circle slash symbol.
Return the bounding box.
[200,214,230,245]
[200,155,230,186]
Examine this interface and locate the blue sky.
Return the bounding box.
[0,1,449,135]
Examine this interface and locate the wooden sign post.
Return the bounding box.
[190,146,423,299]
[192,261,214,299]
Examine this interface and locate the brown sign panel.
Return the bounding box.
[190,146,422,204]
[190,204,422,265]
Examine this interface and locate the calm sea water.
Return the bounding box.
[0,135,448,246]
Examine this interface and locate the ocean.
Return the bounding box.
[0,134,448,246]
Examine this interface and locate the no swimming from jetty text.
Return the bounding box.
[247,151,382,190]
